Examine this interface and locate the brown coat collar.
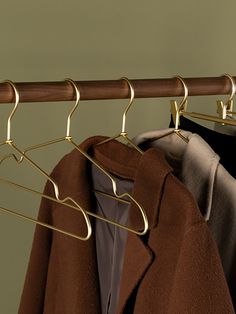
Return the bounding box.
[56,136,172,313]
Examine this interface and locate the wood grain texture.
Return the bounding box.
[0,77,235,103]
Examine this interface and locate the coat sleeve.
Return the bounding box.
[18,179,54,314]
[168,222,235,313]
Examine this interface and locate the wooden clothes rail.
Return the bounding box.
[0,76,235,103]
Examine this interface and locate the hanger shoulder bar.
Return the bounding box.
[0,76,235,104]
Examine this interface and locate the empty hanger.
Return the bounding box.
[0,79,148,235]
[0,80,92,240]
[0,79,132,206]
[95,77,144,153]
[0,176,133,236]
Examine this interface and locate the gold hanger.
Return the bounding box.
[0,80,92,240]
[147,75,190,144]
[0,79,132,206]
[178,75,236,126]
[95,77,144,153]
[0,176,132,236]
[216,74,235,123]
[61,79,148,235]
[0,79,148,235]
[112,76,190,150]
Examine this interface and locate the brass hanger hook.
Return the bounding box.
[224,73,235,102]
[120,77,135,135]
[65,78,80,138]
[217,74,235,120]
[171,75,188,131]
[175,75,188,111]
[95,77,143,154]
[3,80,20,142]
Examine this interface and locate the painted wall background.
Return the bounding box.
[0,1,235,312]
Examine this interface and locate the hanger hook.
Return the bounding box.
[64,79,80,138]
[171,76,188,130]
[120,77,135,135]
[217,74,235,120]
[3,80,20,143]
[175,75,188,109]
[223,74,235,102]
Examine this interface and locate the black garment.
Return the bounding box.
[169,116,236,178]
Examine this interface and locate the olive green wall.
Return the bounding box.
[0,1,236,312]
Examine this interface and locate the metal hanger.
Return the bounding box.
[0,179,90,240]
[177,75,236,126]
[0,79,132,207]
[61,79,148,235]
[143,76,190,144]
[0,176,133,235]
[95,77,144,153]
[0,79,148,235]
[0,80,92,240]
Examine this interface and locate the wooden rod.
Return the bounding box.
[0,76,235,104]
